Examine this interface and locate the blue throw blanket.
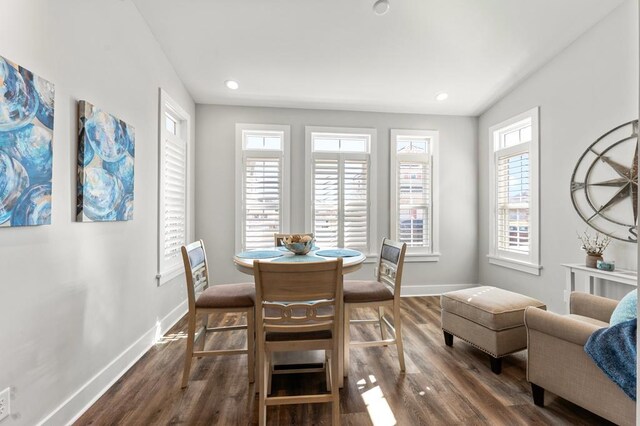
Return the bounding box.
[584,318,637,401]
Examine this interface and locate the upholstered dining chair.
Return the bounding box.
[180,240,255,388]
[273,232,314,247]
[253,259,343,426]
[343,238,407,376]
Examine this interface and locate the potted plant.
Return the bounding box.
[577,230,611,268]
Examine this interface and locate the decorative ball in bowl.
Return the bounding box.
[283,234,314,255]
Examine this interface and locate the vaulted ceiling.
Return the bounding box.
[132,0,625,115]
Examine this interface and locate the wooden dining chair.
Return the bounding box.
[273,232,314,247]
[180,240,255,388]
[253,258,343,426]
[343,238,407,376]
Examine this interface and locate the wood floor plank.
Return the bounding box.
[75,297,615,425]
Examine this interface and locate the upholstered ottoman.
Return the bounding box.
[440,286,546,374]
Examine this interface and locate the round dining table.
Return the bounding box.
[232,247,366,275]
[232,246,366,387]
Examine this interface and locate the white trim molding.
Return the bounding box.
[38,301,188,426]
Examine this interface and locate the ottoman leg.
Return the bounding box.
[489,356,502,374]
[443,331,453,346]
[531,383,544,407]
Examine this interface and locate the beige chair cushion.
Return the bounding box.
[441,286,546,331]
[344,280,394,303]
[196,283,255,308]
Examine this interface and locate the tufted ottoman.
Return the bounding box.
[440,286,546,374]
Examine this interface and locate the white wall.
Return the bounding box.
[195,105,478,294]
[0,1,195,424]
[478,0,638,313]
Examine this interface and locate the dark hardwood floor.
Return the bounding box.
[76,297,612,425]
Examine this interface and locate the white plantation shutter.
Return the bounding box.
[244,157,282,250]
[343,160,368,250]
[162,134,187,263]
[313,159,340,247]
[397,160,430,247]
[312,157,370,250]
[496,151,530,254]
[158,89,191,285]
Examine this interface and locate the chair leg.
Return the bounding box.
[443,330,454,346]
[331,346,340,425]
[257,342,267,426]
[394,305,406,372]
[181,313,197,388]
[247,308,255,383]
[531,383,545,407]
[343,304,351,377]
[267,353,273,395]
[378,306,387,345]
[490,356,502,374]
[258,357,269,426]
[197,313,208,357]
[325,351,332,392]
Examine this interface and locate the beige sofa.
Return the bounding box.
[524,292,636,426]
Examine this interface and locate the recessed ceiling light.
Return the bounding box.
[225,80,239,90]
[436,92,449,101]
[373,0,390,15]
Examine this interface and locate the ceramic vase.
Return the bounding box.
[586,253,603,268]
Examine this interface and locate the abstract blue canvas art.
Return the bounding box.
[0,54,54,227]
[77,101,134,222]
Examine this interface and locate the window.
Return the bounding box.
[488,107,541,275]
[236,124,290,252]
[157,89,191,285]
[390,130,439,262]
[305,127,377,254]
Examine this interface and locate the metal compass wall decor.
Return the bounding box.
[570,120,638,243]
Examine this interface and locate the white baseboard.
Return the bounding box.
[401,283,479,297]
[38,300,188,426]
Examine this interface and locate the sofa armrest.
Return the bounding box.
[570,292,617,323]
[524,306,604,346]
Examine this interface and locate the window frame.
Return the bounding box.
[488,107,541,275]
[390,129,440,263]
[305,126,378,257]
[157,89,192,286]
[235,123,291,253]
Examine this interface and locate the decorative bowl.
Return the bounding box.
[283,234,315,255]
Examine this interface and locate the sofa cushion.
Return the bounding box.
[441,286,546,331]
[610,290,637,326]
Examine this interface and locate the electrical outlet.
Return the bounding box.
[0,387,10,422]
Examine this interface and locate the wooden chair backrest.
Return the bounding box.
[181,240,210,313]
[376,238,407,300]
[273,232,315,247]
[253,259,343,335]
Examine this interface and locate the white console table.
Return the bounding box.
[562,263,637,313]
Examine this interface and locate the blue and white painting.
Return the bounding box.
[77,101,134,222]
[0,54,54,227]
